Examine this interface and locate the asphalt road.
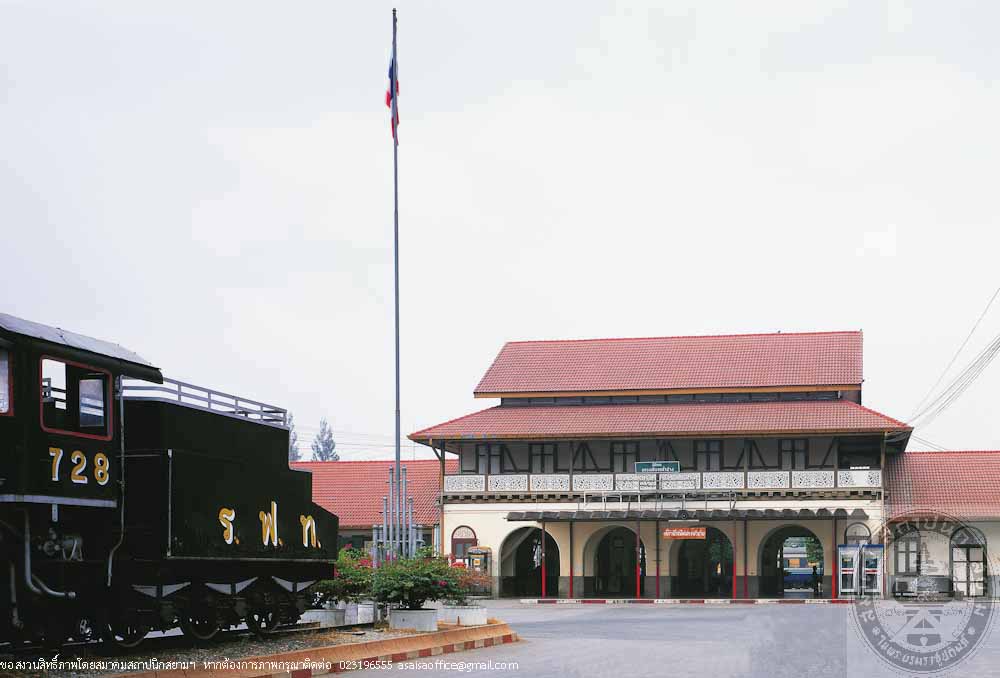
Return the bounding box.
[354,601,1000,678]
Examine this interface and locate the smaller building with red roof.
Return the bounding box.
[291,459,456,550]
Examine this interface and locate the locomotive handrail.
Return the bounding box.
[122,377,287,427]
[41,377,67,403]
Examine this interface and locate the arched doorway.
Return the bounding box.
[499,527,559,597]
[674,527,733,597]
[759,525,825,598]
[592,527,646,597]
[951,527,987,598]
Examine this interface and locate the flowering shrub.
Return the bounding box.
[313,545,374,605]
[372,548,463,610]
[447,564,492,604]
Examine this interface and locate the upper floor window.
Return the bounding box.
[461,447,479,473]
[779,439,808,470]
[41,357,111,439]
[475,443,515,474]
[529,443,557,474]
[0,348,11,415]
[611,441,639,473]
[839,442,881,469]
[695,440,722,471]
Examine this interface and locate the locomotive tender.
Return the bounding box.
[0,313,338,647]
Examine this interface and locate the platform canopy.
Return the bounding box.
[505,507,869,522]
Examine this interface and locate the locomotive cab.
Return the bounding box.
[0,313,162,645]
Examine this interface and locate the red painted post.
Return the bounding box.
[743,520,748,598]
[540,522,547,598]
[655,519,661,599]
[636,519,642,599]
[569,521,574,599]
[832,518,838,599]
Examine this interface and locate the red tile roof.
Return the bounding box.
[474,331,863,396]
[410,400,908,441]
[886,450,1000,519]
[291,459,457,529]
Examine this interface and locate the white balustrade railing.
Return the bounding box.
[615,473,658,491]
[792,470,836,489]
[444,475,485,493]
[748,471,790,489]
[529,474,571,492]
[442,468,881,493]
[659,472,701,491]
[702,471,746,490]
[488,474,528,492]
[572,474,615,492]
[837,469,882,488]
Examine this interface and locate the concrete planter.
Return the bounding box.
[389,608,439,632]
[439,605,488,626]
[302,608,347,628]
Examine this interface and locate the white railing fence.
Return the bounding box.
[122,377,287,427]
[443,468,881,493]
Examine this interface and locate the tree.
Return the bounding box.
[287,412,301,462]
[805,536,824,565]
[311,418,338,461]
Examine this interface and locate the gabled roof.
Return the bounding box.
[292,459,457,529]
[474,331,863,396]
[410,399,909,442]
[885,450,1000,520]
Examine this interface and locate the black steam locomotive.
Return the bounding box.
[0,313,338,648]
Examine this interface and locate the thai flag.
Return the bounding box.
[386,60,399,142]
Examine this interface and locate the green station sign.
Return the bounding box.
[634,460,680,473]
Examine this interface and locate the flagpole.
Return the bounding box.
[391,7,402,558]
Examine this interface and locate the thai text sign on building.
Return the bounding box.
[662,526,707,539]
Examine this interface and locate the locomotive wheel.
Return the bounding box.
[245,608,279,637]
[100,621,149,650]
[73,617,96,642]
[180,610,221,642]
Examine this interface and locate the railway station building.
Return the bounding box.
[408,331,1000,600]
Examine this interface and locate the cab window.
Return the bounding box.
[0,348,11,415]
[41,357,111,438]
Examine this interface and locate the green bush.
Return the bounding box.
[313,546,374,606]
[372,548,463,610]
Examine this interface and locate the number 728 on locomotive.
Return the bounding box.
[0,313,339,647]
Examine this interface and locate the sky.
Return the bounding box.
[2,1,999,460]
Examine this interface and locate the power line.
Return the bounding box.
[910,434,948,452]
[910,285,1000,421]
[910,331,1000,430]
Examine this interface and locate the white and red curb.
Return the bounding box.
[117,622,519,678]
[521,598,854,605]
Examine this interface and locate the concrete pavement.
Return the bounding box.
[353,600,1000,677]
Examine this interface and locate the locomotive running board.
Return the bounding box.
[0,494,116,507]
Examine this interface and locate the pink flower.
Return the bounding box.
[438,580,448,587]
